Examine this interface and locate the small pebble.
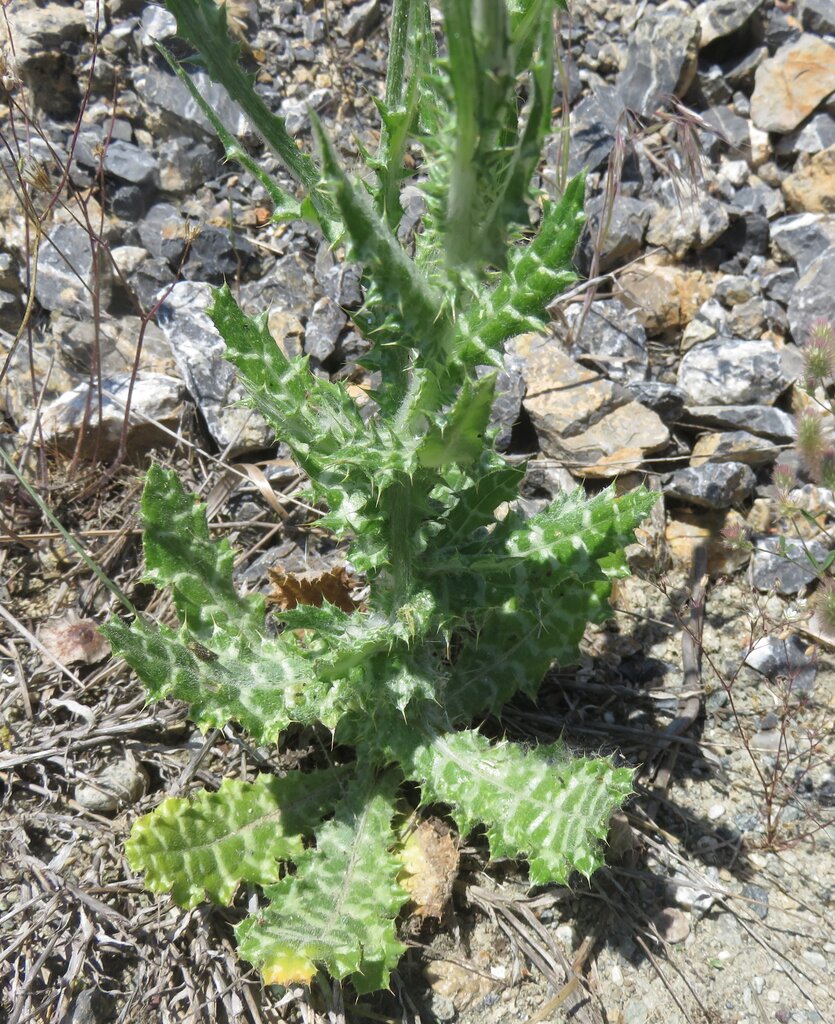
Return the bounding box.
[708,803,725,821]
[767,990,781,1003]
[611,964,624,987]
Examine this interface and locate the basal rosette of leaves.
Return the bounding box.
[103,0,656,993]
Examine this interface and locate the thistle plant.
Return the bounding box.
[102,0,655,993]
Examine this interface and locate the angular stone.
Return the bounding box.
[136,66,248,139]
[749,535,830,594]
[342,0,381,41]
[774,113,835,159]
[5,2,86,59]
[744,635,817,693]
[75,756,148,813]
[559,300,649,385]
[304,296,346,362]
[683,406,797,442]
[787,246,835,346]
[103,139,158,186]
[182,226,250,284]
[566,86,619,176]
[782,145,835,214]
[619,262,714,335]
[751,35,835,134]
[158,137,220,194]
[665,510,751,574]
[625,382,687,423]
[799,0,835,34]
[155,281,273,452]
[137,203,189,264]
[547,401,670,478]
[617,9,700,116]
[696,0,765,48]
[581,195,650,273]
[35,224,110,318]
[646,194,730,259]
[514,334,627,441]
[677,338,791,406]
[20,372,183,457]
[666,462,756,509]
[690,431,779,467]
[490,351,526,453]
[769,213,835,273]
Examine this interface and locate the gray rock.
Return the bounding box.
[730,182,785,220]
[103,139,158,186]
[581,195,650,273]
[110,184,146,220]
[565,86,619,176]
[183,226,250,284]
[762,267,799,305]
[715,275,760,307]
[770,214,835,273]
[787,246,835,345]
[702,106,751,157]
[560,300,649,385]
[678,338,790,406]
[694,66,734,107]
[304,296,347,362]
[683,405,797,442]
[21,372,183,457]
[137,203,188,264]
[617,9,699,116]
[748,535,830,594]
[741,882,770,920]
[155,281,273,452]
[646,191,730,259]
[158,137,220,194]
[696,0,766,48]
[58,987,114,1024]
[745,635,817,694]
[139,3,178,46]
[342,0,382,41]
[799,0,835,35]
[6,2,87,56]
[35,224,110,318]
[774,113,835,159]
[489,352,526,452]
[666,462,756,508]
[74,755,148,813]
[625,382,687,423]
[136,66,248,139]
[126,257,175,310]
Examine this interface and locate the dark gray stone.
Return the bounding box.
[740,883,770,921]
[625,382,687,424]
[745,635,817,694]
[694,66,734,107]
[35,224,110,317]
[103,139,158,185]
[110,184,146,221]
[697,0,766,49]
[666,462,756,508]
[677,338,790,406]
[617,10,699,116]
[0,290,20,332]
[731,183,784,220]
[127,257,175,310]
[304,296,347,362]
[799,0,835,35]
[158,137,220,194]
[580,195,650,273]
[748,535,830,594]
[489,352,526,453]
[137,203,188,264]
[565,86,619,176]
[770,214,835,273]
[342,0,381,41]
[762,267,799,305]
[774,113,835,158]
[702,106,751,157]
[155,281,273,452]
[182,227,249,284]
[136,66,247,139]
[560,300,649,385]
[787,246,835,346]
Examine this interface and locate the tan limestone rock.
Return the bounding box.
[782,145,835,213]
[751,35,835,134]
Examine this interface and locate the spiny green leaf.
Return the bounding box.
[389,722,634,884]
[236,769,408,992]
[417,374,496,468]
[139,465,264,639]
[126,768,348,908]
